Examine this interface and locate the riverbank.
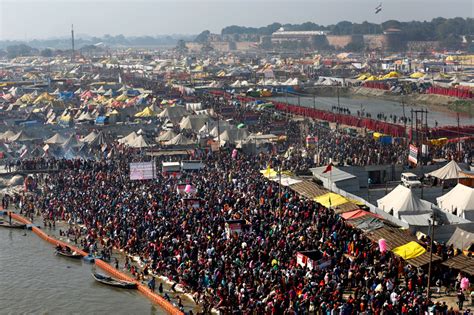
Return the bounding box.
[301,86,473,119]
[351,87,473,118]
[2,210,185,315]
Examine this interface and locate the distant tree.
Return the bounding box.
[40,48,53,57]
[260,37,273,50]
[312,35,331,50]
[175,39,188,53]
[6,44,36,58]
[194,30,211,43]
[344,40,364,52]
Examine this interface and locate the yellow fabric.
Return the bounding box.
[59,115,71,122]
[410,72,425,79]
[365,75,378,81]
[259,168,292,179]
[116,94,128,102]
[429,137,448,146]
[134,107,156,118]
[382,71,400,79]
[392,241,426,260]
[314,193,349,208]
[373,132,385,140]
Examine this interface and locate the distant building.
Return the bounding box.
[271,27,329,45]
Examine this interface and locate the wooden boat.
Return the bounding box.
[92,272,137,289]
[55,249,83,259]
[0,221,26,229]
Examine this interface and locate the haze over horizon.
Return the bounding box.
[0,0,472,40]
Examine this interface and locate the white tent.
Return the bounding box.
[44,133,67,145]
[156,130,177,142]
[118,131,138,144]
[164,133,194,146]
[377,185,433,218]
[426,160,467,180]
[81,131,98,143]
[127,135,149,148]
[437,183,474,218]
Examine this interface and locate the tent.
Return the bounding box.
[377,185,433,218]
[81,131,98,143]
[9,131,37,142]
[446,227,474,251]
[127,135,149,148]
[164,133,194,146]
[88,131,111,147]
[157,106,189,122]
[118,131,138,144]
[61,134,80,149]
[426,160,467,181]
[179,115,210,131]
[314,192,350,208]
[44,133,67,145]
[437,184,474,217]
[156,130,177,142]
[134,106,156,118]
[0,130,16,141]
[410,72,425,79]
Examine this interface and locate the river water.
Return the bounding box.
[0,227,165,315]
[269,96,473,127]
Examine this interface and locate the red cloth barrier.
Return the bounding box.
[426,86,473,99]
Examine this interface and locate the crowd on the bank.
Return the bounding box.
[12,146,472,314]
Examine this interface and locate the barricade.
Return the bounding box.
[8,212,183,315]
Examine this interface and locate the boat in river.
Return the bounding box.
[55,249,83,259]
[92,272,137,289]
[0,221,26,229]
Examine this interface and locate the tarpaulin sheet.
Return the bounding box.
[314,192,349,208]
[392,241,426,260]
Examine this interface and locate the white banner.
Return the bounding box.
[130,162,155,180]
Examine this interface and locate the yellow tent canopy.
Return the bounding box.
[392,241,426,260]
[259,168,293,179]
[382,71,400,79]
[115,94,128,102]
[314,192,349,208]
[356,74,369,80]
[365,75,379,81]
[410,72,425,79]
[134,107,156,118]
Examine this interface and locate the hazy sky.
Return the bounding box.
[0,0,472,40]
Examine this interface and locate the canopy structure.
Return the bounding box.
[0,130,16,140]
[446,227,474,252]
[314,192,350,208]
[127,135,149,148]
[179,115,211,131]
[9,131,37,142]
[61,134,80,149]
[157,106,188,122]
[426,160,467,181]
[134,106,156,118]
[81,131,98,143]
[164,133,194,146]
[44,133,67,145]
[392,241,427,260]
[437,183,474,217]
[259,168,293,179]
[118,131,138,144]
[156,130,177,142]
[377,185,433,218]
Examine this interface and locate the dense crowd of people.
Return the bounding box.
[12,146,472,314]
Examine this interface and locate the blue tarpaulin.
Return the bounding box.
[95,116,107,125]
